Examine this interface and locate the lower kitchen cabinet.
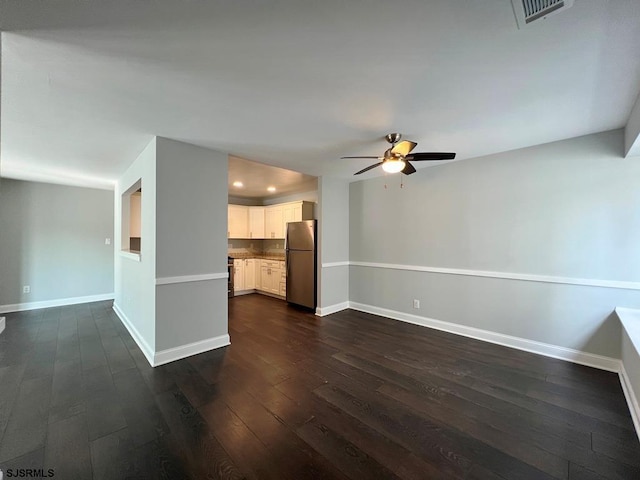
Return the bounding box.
[258,260,285,296]
[279,268,286,297]
[245,259,256,289]
[233,259,245,291]
[234,258,258,293]
[232,258,285,297]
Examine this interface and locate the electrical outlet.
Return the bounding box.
[23,285,31,294]
[413,299,420,309]
[105,238,111,245]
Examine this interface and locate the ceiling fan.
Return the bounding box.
[342,133,456,175]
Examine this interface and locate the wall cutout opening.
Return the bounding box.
[121,179,142,257]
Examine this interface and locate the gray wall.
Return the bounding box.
[318,176,349,310]
[155,138,227,278]
[154,137,228,351]
[115,137,229,358]
[0,178,114,309]
[349,129,640,358]
[115,138,157,353]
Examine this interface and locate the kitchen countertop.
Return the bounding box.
[230,253,285,261]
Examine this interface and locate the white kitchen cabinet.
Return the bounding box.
[235,258,259,292]
[265,205,284,239]
[248,207,265,239]
[228,205,249,238]
[259,262,270,292]
[282,202,300,228]
[264,201,314,239]
[229,201,314,239]
[245,259,256,289]
[279,267,286,297]
[254,260,261,290]
[257,259,285,296]
[267,267,280,295]
[233,259,245,291]
[283,201,314,227]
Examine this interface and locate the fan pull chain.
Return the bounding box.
[400,175,404,188]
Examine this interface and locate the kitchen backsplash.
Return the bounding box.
[228,239,285,255]
[263,239,285,255]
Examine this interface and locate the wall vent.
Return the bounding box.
[511,0,574,28]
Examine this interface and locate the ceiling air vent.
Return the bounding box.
[511,0,574,28]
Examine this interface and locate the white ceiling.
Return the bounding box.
[228,155,316,200]
[1,0,640,189]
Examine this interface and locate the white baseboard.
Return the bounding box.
[0,293,115,314]
[348,302,621,372]
[254,291,285,300]
[233,289,255,296]
[620,364,640,442]
[0,317,5,335]
[112,303,230,367]
[316,301,350,317]
[112,303,155,367]
[154,334,231,367]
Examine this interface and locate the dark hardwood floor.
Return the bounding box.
[0,294,638,479]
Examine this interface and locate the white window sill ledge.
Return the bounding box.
[120,250,141,262]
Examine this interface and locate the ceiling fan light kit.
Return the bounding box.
[382,159,406,173]
[341,133,456,176]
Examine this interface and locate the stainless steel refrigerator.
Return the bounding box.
[286,220,317,309]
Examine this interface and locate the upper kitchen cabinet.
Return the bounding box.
[266,201,314,239]
[265,205,284,239]
[248,206,265,239]
[229,201,314,239]
[228,204,249,238]
[283,201,314,227]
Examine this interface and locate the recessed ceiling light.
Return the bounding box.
[232,181,243,188]
[267,186,276,192]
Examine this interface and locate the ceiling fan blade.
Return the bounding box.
[354,162,383,175]
[341,156,381,159]
[406,152,456,161]
[391,140,417,157]
[401,161,416,175]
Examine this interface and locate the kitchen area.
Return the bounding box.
[227,156,318,309]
